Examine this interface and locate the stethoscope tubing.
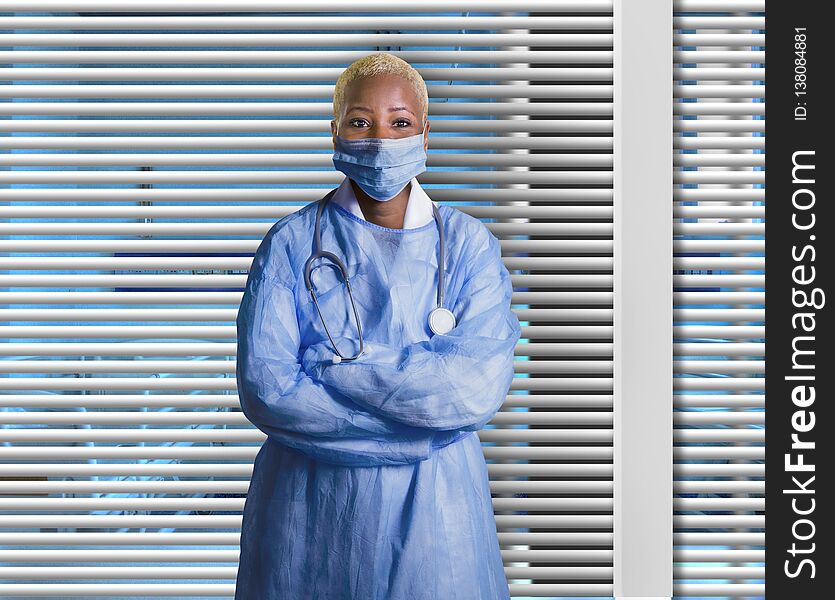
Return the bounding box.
[303,187,448,362]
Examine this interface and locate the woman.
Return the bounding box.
[234,53,520,600]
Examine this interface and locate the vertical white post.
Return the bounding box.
[613,1,673,599]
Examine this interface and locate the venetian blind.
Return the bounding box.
[672,0,765,598]
[0,0,622,598]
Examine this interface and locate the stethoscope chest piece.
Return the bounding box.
[428,307,456,336]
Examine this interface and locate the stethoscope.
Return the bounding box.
[303,188,456,364]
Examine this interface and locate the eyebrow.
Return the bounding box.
[347,105,416,118]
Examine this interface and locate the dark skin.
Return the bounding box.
[331,74,430,229]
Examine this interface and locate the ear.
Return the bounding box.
[330,119,337,149]
[423,120,430,151]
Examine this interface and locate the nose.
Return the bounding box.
[366,123,392,139]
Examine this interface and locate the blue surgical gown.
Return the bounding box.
[234,194,521,600]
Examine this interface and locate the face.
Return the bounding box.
[331,74,429,151]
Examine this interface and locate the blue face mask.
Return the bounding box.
[332,128,427,202]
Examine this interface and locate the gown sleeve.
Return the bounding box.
[301,228,521,432]
[236,260,437,468]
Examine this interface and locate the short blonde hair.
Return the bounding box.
[332,53,428,124]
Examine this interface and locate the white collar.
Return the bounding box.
[331,176,434,229]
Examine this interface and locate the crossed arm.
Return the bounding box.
[236,226,520,466]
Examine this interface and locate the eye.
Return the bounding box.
[393,118,411,128]
[348,118,368,128]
